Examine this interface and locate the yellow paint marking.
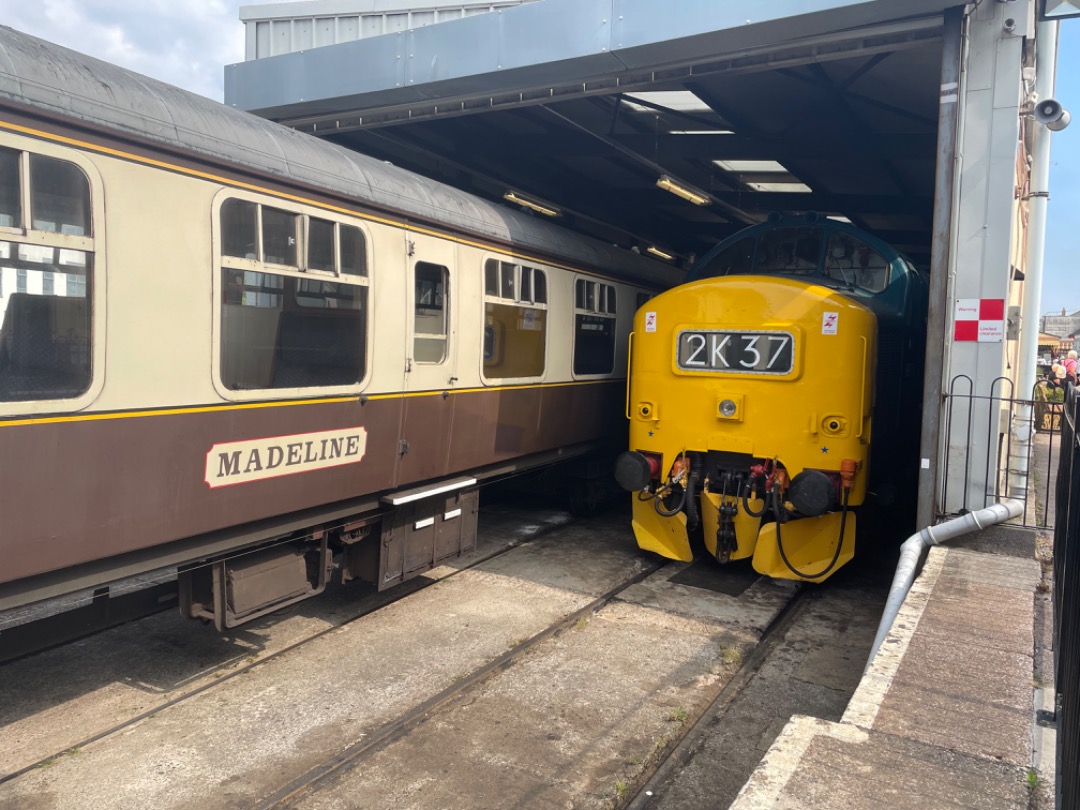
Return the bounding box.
[0,379,622,428]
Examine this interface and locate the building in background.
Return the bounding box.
[1041,307,1080,338]
[241,0,538,60]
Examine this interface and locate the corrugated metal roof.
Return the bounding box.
[226,0,959,119]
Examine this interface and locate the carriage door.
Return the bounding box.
[376,231,473,591]
[398,230,459,484]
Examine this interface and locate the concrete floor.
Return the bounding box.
[0,504,803,810]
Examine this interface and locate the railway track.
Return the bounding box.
[0,502,579,785]
[624,594,810,809]
[0,508,830,810]
[625,556,894,809]
[254,559,665,809]
[253,567,803,810]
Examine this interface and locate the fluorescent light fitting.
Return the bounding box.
[624,90,712,114]
[503,191,560,217]
[747,182,813,193]
[646,246,674,261]
[656,175,711,206]
[713,159,787,173]
[669,129,734,136]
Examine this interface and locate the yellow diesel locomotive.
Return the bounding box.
[616,214,927,582]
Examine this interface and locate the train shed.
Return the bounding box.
[225,0,1069,525]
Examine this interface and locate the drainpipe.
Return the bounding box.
[866,499,1023,669]
[1009,18,1060,498]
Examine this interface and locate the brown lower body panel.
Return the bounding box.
[0,381,625,597]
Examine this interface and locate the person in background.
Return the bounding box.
[1050,363,1067,389]
[1066,351,1079,386]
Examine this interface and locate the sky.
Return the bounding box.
[0,1,1076,316]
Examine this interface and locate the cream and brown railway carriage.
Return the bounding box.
[0,26,678,629]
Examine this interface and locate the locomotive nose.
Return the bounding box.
[615,451,655,491]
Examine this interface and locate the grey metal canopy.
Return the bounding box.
[226,0,961,265]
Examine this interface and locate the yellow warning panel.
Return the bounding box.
[752,512,856,582]
[631,498,692,562]
[700,491,762,561]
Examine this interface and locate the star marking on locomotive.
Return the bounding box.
[821,446,829,454]
[648,431,654,437]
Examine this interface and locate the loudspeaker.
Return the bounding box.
[1034,98,1072,132]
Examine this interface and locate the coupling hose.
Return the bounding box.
[773,485,850,580]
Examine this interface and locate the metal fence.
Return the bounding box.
[1054,384,1079,810]
[942,375,1078,805]
[940,375,1060,526]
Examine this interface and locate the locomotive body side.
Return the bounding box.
[617,215,926,582]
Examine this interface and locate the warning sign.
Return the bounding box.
[645,311,657,333]
[954,298,1005,343]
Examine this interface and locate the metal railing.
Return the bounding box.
[940,375,1060,527]
[1054,385,1079,810]
[942,375,1077,804]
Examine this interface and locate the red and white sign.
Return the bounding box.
[645,311,657,333]
[822,311,838,335]
[954,298,1005,343]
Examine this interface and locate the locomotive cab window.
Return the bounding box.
[755,227,822,275]
[482,258,546,380]
[573,278,617,376]
[698,236,755,280]
[824,233,889,293]
[0,147,94,404]
[217,195,369,394]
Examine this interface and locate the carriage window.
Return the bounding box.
[340,224,367,277]
[520,266,533,303]
[698,236,755,279]
[483,258,547,379]
[500,262,516,300]
[308,217,335,272]
[0,243,92,402]
[533,270,547,304]
[484,261,499,296]
[29,154,91,236]
[0,150,94,404]
[575,280,616,315]
[219,197,369,392]
[308,218,367,277]
[824,233,889,293]
[0,148,19,228]
[222,199,258,259]
[220,268,367,390]
[574,279,617,375]
[414,261,448,364]
[262,206,298,267]
[755,227,821,275]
